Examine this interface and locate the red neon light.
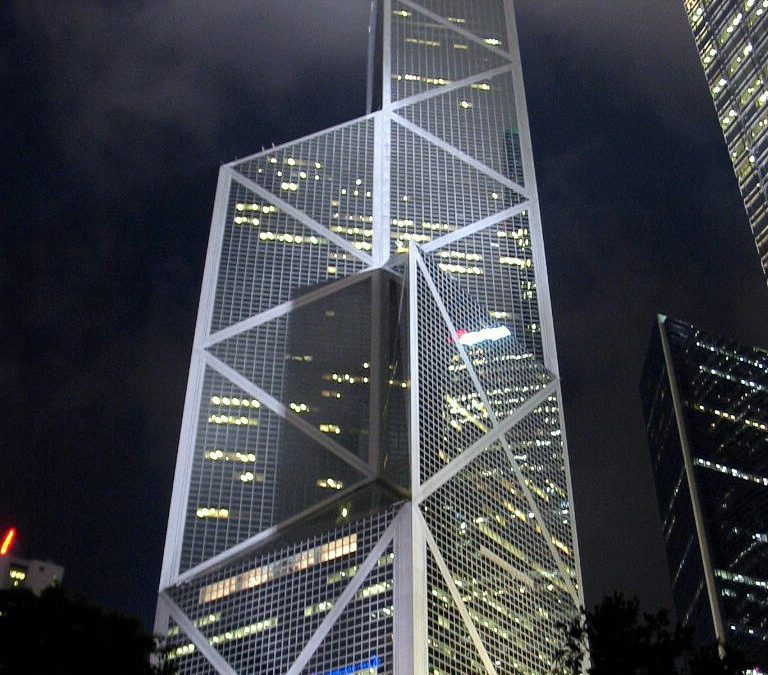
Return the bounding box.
[0,528,16,556]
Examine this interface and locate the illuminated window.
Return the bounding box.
[198,534,358,604]
[196,507,230,519]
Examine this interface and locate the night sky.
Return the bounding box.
[2,0,767,631]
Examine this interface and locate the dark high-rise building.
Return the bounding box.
[156,2,582,673]
[683,0,768,283]
[641,315,768,669]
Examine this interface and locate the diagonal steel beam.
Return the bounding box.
[224,112,377,170]
[392,112,528,197]
[204,270,374,347]
[285,511,400,675]
[415,379,557,504]
[397,0,515,63]
[498,404,580,604]
[414,252,499,428]
[231,173,374,267]
[167,478,374,587]
[390,64,514,112]
[421,201,531,254]
[202,351,375,479]
[158,592,238,675]
[500,439,579,604]
[420,511,499,675]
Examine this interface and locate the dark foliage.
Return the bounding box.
[0,586,170,675]
[552,592,748,675]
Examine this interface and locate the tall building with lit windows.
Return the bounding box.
[641,315,768,669]
[156,2,582,673]
[684,0,768,282]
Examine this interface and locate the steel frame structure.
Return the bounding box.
[157,2,582,673]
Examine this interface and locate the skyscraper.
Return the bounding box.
[641,315,768,669]
[156,2,582,672]
[683,0,768,283]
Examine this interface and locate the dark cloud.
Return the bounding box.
[518,0,706,137]
[9,0,371,187]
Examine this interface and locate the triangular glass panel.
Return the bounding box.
[167,504,400,675]
[423,216,542,361]
[391,1,512,102]
[398,70,525,186]
[231,118,376,255]
[179,367,369,573]
[390,124,521,256]
[210,178,367,334]
[415,261,494,482]
[409,0,511,53]
[209,275,374,464]
[421,439,576,673]
[504,394,578,580]
[302,541,395,674]
[424,545,486,674]
[372,271,411,492]
[420,252,551,422]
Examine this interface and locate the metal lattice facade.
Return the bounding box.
[156,2,582,673]
[684,0,768,283]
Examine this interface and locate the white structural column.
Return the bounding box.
[393,504,428,674]
[658,314,726,643]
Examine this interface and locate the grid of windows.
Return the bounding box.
[641,316,768,666]
[684,0,768,282]
[168,508,398,674]
[158,1,580,672]
[233,118,376,256]
[422,436,574,675]
[391,1,510,101]
[211,181,367,333]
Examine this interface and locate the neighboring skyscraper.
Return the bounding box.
[684,0,768,282]
[641,315,768,669]
[0,528,64,595]
[0,557,64,595]
[156,2,582,673]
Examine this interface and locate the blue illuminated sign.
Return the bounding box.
[313,654,380,675]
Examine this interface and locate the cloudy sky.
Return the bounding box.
[2,0,767,629]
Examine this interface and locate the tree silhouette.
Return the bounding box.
[0,586,170,675]
[552,592,748,675]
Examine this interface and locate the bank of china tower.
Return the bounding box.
[157,2,583,672]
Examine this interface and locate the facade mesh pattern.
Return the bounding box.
[232,118,376,255]
[390,122,522,255]
[169,506,398,674]
[421,437,572,674]
[303,543,395,674]
[415,262,493,481]
[502,395,576,576]
[391,1,510,102]
[181,367,278,572]
[211,180,366,333]
[208,274,373,464]
[413,0,510,47]
[420,252,549,421]
[432,217,541,361]
[158,1,580,672]
[425,545,486,674]
[398,70,520,181]
[685,0,768,281]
